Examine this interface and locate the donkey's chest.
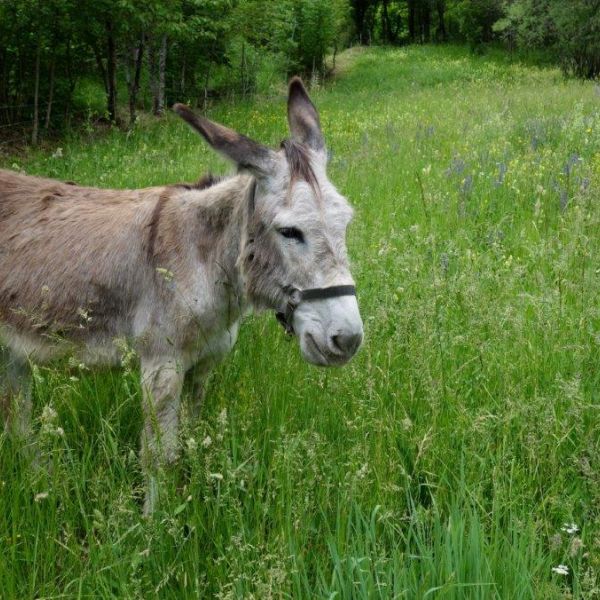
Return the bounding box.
[136,276,244,368]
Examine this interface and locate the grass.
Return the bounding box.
[1,44,600,598]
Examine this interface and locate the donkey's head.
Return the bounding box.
[174,78,363,366]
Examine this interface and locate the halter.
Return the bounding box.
[275,284,356,335]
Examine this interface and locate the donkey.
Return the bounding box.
[0,77,363,513]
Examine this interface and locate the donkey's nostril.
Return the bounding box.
[330,332,363,356]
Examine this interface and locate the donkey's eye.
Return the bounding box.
[278,227,305,243]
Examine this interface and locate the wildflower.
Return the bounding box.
[202,435,212,448]
[549,533,562,550]
[561,523,579,535]
[494,162,507,187]
[41,405,58,425]
[186,437,197,452]
[356,463,369,480]
[461,174,473,195]
[209,472,223,481]
[156,267,174,283]
[34,492,49,502]
[51,147,63,159]
[40,405,58,435]
[552,564,569,576]
[570,537,584,557]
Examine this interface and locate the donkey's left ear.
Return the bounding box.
[173,103,277,176]
[287,77,325,153]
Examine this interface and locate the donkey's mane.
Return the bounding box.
[280,139,318,192]
[171,173,224,191]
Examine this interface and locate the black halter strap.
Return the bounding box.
[275,285,356,335]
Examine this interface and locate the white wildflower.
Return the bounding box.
[209,472,223,481]
[40,405,58,424]
[552,564,569,576]
[202,435,212,448]
[51,147,63,159]
[561,523,579,535]
[186,437,197,452]
[40,405,63,437]
[356,463,369,480]
[34,492,49,502]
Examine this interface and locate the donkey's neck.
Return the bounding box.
[176,173,252,315]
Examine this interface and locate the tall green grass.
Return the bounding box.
[1,45,599,598]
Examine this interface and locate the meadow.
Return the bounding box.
[1,45,600,598]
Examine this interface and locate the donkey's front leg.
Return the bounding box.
[140,356,185,515]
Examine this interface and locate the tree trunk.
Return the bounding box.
[45,56,55,130]
[436,0,447,41]
[180,53,186,96]
[157,34,167,115]
[422,2,431,43]
[240,41,247,97]
[106,19,117,123]
[203,63,211,111]
[0,48,8,125]
[64,37,75,128]
[381,0,391,44]
[408,0,416,42]
[128,36,144,127]
[148,36,158,114]
[32,44,40,145]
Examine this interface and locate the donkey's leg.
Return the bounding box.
[184,361,212,422]
[140,356,185,515]
[0,347,33,440]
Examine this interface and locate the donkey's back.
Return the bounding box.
[0,169,161,362]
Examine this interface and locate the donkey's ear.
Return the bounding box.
[173,104,276,175]
[287,77,325,153]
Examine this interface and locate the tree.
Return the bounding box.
[495,0,600,79]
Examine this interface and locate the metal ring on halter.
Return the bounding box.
[275,285,357,336]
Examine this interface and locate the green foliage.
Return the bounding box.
[446,0,504,46]
[494,0,600,79]
[0,0,352,137]
[2,45,600,597]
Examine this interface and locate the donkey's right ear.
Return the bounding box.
[173,104,277,176]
